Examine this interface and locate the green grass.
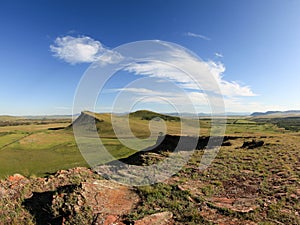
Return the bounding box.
[1,111,300,224]
[0,111,297,179]
[0,113,163,178]
[130,110,180,122]
[0,132,29,149]
[252,117,300,132]
[0,146,87,177]
[225,122,282,135]
[0,130,140,178]
[128,183,211,224]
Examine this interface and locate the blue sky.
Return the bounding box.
[0,0,299,115]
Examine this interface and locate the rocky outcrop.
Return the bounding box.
[134,211,173,225]
[0,167,179,225]
[0,168,140,225]
[241,139,264,149]
[68,111,104,132]
[117,135,238,166]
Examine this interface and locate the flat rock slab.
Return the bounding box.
[135,211,173,225]
[200,205,257,225]
[0,167,141,225]
[81,180,140,218]
[207,197,259,213]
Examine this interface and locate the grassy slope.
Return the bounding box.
[128,133,300,224]
[0,112,300,224]
[0,112,294,178]
[0,111,186,177]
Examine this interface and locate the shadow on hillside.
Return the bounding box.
[117,135,236,166]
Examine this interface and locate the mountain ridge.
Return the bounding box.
[251,110,300,117]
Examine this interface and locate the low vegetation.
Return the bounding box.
[130,110,181,122]
[252,116,300,132]
[0,110,299,224]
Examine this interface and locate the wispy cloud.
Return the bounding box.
[50,35,122,64]
[123,44,255,97]
[51,36,257,113]
[112,88,206,102]
[215,52,223,58]
[185,32,210,41]
[109,87,209,112]
[106,44,255,113]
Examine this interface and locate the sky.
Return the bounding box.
[0,0,300,115]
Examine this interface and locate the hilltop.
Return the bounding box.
[69,110,193,138]
[129,110,180,121]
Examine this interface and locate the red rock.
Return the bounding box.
[135,211,173,225]
[207,197,259,213]
[104,215,118,225]
[81,180,139,216]
[8,174,26,182]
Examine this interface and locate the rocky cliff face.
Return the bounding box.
[0,167,173,225]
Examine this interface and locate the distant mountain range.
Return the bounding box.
[3,110,300,119]
[23,115,74,119]
[165,112,251,117]
[251,110,300,117]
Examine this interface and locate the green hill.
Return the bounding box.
[70,110,199,138]
[129,110,180,122]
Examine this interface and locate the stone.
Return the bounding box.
[135,211,173,225]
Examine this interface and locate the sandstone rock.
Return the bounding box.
[208,197,259,213]
[81,179,139,216]
[135,211,173,225]
[8,173,26,182]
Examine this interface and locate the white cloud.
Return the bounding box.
[219,80,255,97]
[113,88,206,102]
[50,35,122,64]
[110,87,210,110]
[215,52,223,58]
[123,47,256,98]
[185,32,210,41]
[52,37,258,113]
[115,43,258,113]
[113,88,165,96]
